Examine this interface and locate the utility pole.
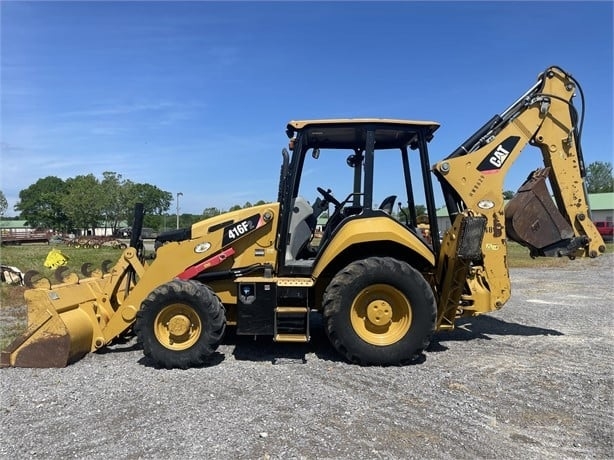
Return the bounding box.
[176,192,183,229]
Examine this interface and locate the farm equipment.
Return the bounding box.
[0,230,51,246]
[65,236,127,249]
[1,65,605,368]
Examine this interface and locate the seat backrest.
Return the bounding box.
[379,195,397,214]
[286,197,315,261]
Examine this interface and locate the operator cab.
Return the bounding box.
[278,119,440,275]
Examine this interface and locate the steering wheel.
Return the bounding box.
[317,187,341,207]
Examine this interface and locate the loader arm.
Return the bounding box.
[1,204,277,368]
[432,66,605,328]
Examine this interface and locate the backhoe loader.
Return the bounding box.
[1,65,605,369]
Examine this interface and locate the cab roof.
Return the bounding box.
[286,118,440,150]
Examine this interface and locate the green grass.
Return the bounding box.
[505,240,612,268]
[0,306,26,351]
[0,243,126,308]
[0,243,123,276]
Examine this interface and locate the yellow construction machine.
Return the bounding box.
[1,65,605,368]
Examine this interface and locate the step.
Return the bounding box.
[274,306,310,342]
[274,333,310,343]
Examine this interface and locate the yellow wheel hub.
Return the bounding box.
[350,284,412,346]
[168,315,191,336]
[366,300,393,326]
[154,303,202,350]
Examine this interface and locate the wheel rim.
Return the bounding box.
[350,283,412,346]
[154,303,202,350]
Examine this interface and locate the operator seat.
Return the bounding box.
[379,195,397,214]
[286,197,316,262]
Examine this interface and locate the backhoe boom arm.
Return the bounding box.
[432,66,605,326]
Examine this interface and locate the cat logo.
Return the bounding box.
[477,136,520,173]
[489,144,510,168]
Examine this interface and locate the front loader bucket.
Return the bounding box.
[1,205,147,368]
[1,284,101,368]
[505,168,574,256]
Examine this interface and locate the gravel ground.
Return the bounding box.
[1,254,612,460]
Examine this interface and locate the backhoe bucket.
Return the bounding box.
[1,284,101,368]
[505,168,574,256]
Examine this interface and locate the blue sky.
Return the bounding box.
[1,1,612,217]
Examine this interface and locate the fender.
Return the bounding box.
[312,216,435,279]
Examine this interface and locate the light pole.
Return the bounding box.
[176,192,183,229]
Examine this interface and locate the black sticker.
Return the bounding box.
[477,136,520,173]
[222,214,261,246]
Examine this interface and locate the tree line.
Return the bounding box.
[0,161,612,234]
[0,172,269,235]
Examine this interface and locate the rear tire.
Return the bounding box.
[135,279,226,369]
[323,257,436,365]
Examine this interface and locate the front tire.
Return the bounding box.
[135,279,226,369]
[323,257,436,365]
